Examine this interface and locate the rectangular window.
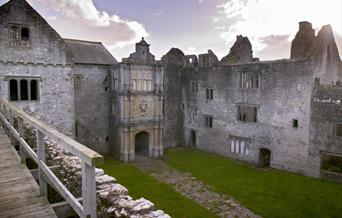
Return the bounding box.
[8,78,40,101]
[237,105,257,122]
[10,26,19,46]
[293,119,299,128]
[321,153,342,174]
[335,124,342,137]
[74,75,82,92]
[229,137,249,156]
[206,88,213,100]
[240,72,259,89]
[191,81,199,93]
[9,25,30,47]
[205,115,213,128]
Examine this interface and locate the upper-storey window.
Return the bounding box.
[9,78,40,101]
[191,81,199,93]
[132,79,152,91]
[240,72,259,89]
[9,25,30,47]
[237,105,257,122]
[206,88,213,100]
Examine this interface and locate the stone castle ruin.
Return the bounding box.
[1,0,341,182]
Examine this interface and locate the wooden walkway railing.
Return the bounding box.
[0,99,104,218]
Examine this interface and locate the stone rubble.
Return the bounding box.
[20,124,170,218]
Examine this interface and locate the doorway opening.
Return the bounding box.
[259,148,271,168]
[135,131,149,155]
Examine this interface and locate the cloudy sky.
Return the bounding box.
[1,0,341,60]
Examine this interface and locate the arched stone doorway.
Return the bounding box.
[135,131,149,155]
[259,148,271,168]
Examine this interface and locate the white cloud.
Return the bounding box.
[187,46,196,53]
[217,0,342,59]
[27,0,148,49]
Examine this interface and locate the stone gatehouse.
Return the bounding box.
[1,0,341,181]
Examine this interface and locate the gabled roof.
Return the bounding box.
[64,39,117,65]
[137,37,150,46]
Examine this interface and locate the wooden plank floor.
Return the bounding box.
[0,127,57,218]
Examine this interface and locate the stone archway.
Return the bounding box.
[135,131,149,155]
[259,148,271,168]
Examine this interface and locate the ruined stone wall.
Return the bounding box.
[180,59,315,174]
[74,64,110,154]
[307,83,342,179]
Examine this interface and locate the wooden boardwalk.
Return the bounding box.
[0,127,57,218]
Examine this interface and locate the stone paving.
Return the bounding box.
[133,155,261,218]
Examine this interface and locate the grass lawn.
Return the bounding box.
[165,147,342,218]
[102,156,216,218]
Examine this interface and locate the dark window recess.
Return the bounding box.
[30,80,38,100]
[75,122,79,138]
[327,45,330,60]
[335,124,342,137]
[293,119,299,128]
[21,28,29,41]
[238,105,257,122]
[20,80,28,100]
[105,87,108,91]
[321,154,342,174]
[9,80,18,101]
[9,79,39,101]
[206,88,213,100]
[205,116,213,128]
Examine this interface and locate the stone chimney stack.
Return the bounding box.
[290,21,315,59]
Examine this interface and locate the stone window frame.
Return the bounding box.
[204,115,213,128]
[8,23,31,47]
[5,76,41,102]
[206,88,214,100]
[74,74,82,92]
[191,81,199,93]
[334,123,342,137]
[229,136,251,156]
[239,71,259,89]
[236,103,259,123]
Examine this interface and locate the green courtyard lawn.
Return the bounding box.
[102,156,216,218]
[165,147,342,218]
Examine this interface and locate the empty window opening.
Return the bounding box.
[105,87,108,91]
[9,80,18,101]
[321,154,342,174]
[20,80,28,101]
[21,27,29,41]
[292,119,299,128]
[206,88,213,100]
[238,105,257,122]
[327,45,331,60]
[335,124,342,137]
[9,78,39,101]
[240,72,259,89]
[30,80,38,100]
[205,115,213,128]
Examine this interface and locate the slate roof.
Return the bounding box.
[64,39,117,65]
